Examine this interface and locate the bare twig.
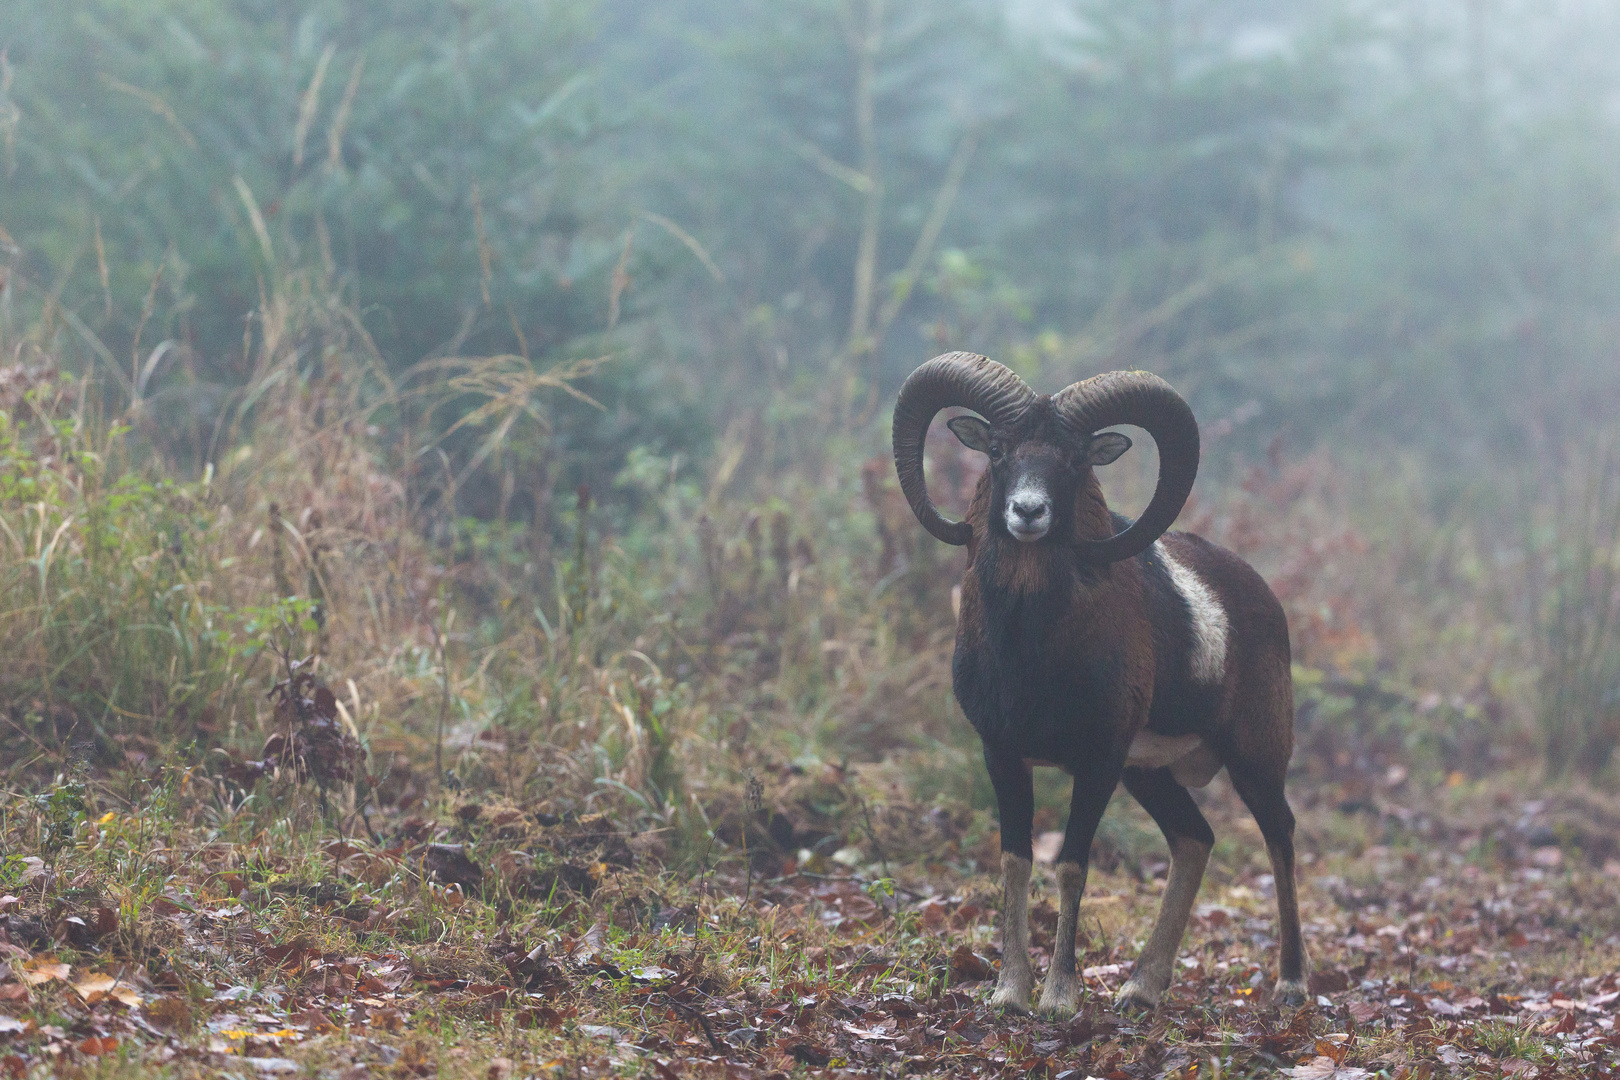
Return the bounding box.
[845,0,885,362]
[869,128,979,347]
[663,996,725,1053]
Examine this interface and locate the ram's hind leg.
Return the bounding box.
[1115,767,1213,1009]
[1229,762,1307,1005]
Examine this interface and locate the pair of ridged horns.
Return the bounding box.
[891,351,1199,563]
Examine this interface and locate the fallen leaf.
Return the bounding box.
[1314,1038,1347,1064]
[72,973,142,1007]
[369,1007,405,1032]
[429,882,466,908]
[948,945,993,984]
[290,1007,337,1034]
[77,1036,118,1056]
[422,844,483,890]
[142,997,193,1031]
[1347,1001,1381,1024]
[1288,1057,1370,1080]
[514,1006,570,1029]
[16,958,68,986]
[150,897,194,920]
[784,1043,831,1067]
[632,966,677,983]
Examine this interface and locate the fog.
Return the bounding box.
[2,4,1615,458]
[5,7,1620,1068]
[2,0,1619,758]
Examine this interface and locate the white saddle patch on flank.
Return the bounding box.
[1154,541,1229,684]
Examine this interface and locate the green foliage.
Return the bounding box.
[0,0,1617,796]
[4,0,1619,505]
[0,0,666,523]
[31,774,88,853]
[231,596,325,661]
[0,0,604,366]
[0,372,259,756]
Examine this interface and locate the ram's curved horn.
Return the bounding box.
[892,352,1035,545]
[1053,371,1199,564]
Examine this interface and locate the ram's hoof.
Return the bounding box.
[1037,973,1081,1017]
[990,980,1033,1014]
[1113,978,1163,1010]
[1273,978,1309,1007]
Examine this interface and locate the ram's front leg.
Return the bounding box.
[1039,752,1125,1017]
[984,750,1035,1013]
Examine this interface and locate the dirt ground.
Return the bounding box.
[5,759,1620,1079]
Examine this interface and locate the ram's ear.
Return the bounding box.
[946,415,994,454]
[1086,431,1132,466]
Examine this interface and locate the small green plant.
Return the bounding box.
[32,773,88,853]
[0,854,32,889]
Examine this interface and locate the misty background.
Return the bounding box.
[7,0,1619,470]
[2,0,1620,776]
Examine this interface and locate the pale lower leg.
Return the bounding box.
[1117,835,1210,1007]
[1037,859,1087,1015]
[990,853,1034,1012]
[1227,765,1308,1005]
[1268,839,1308,1003]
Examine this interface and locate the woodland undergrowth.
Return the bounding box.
[0,278,1618,1078]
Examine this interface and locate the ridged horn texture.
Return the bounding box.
[892,352,1035,546]
[1053,370,1200,564]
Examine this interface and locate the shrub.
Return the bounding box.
[0,365,244,761]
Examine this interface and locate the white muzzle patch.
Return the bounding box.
[1004,480,1051,542]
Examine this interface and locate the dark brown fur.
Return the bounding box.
[950,423,1305,1011]
[958,462,1293,769]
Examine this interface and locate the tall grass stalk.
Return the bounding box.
[1537,439,1620,777]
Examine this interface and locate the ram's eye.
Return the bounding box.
[988,445,1002,462]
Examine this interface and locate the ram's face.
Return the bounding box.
[947,414,1131,544]
[994,438,1070,542]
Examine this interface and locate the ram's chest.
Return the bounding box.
[951,597,1146,755]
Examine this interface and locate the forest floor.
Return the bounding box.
[6,759,1620,1080]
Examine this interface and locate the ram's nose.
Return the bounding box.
[1006,493,1051,541]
